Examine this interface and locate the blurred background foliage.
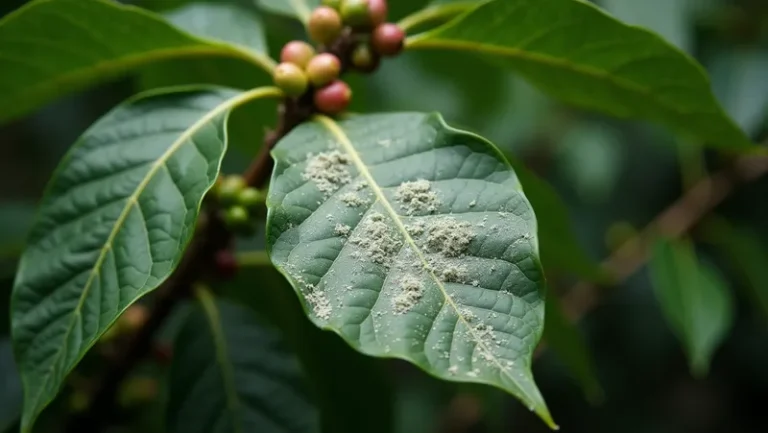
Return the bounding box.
[1,0,768,432]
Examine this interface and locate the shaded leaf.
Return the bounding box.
[266,113,555,427]
[165,2,269,54]
[257,0,319,23]
[11,86,280,432]
[0,0,271,123]
[710,49,768,136]
[223,255,394,433]
[406,0,752,149]
[167,288,319,433]
[543,294,602,402]
[649,239,734,376]
[0,339,22,433]
[509,158,605,282]
[600,0,692,51]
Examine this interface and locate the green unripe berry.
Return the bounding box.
[280,41,316,69]
[273,62,309,97]
[351,43,379,73]
[309,6,343,45]
[238,187,263,210]
[321,0,342,9]
[341,0,370,27]
[372,23,405,56]
[314,80,352,115]
[306,53,342,87]
[218,175,246,205]
[224,205,250,229]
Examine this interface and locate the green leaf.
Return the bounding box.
[508,158,605,282]
[224,257,394,433]
[266,113,555,428]
[543,294,602,403]
[11,86,281,432]
[257,0,319,23]
[704,218,768,321]
[167,287,320,433]
[0,339,22,433]
[649,239,734,376]
[0,0,272,123]
[406,0,753,150]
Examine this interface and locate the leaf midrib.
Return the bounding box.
[25,86,282,428]
[196,286,244,433]
[314,115,541,408]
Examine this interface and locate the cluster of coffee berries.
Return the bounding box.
[272,0,405,115]
[213,174,263,235]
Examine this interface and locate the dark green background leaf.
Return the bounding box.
[649,239,734,376]
[266,113,554,427]
[0,339,21,433]
[0,0,269,123]
[167,289,320,433]
[10,87,277,432]
[257,0,319,23]
[407,0,753,149]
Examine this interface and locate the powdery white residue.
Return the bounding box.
[428,257,469,283]
[303,150,351,197]
[405,220,426,237]
[426,217,474,257]
[393,275,423,314]
[339,191,369,207]
[350,212,403,266]
[395,179,440,215]
[306,290,332,320]
[334,223,351,237]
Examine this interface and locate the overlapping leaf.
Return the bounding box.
[257,0,319,23]
[266,113,555,427]
[167,289,320,433]
[406,0,753,149]
[0,0,269,123]
[11,87,280,432]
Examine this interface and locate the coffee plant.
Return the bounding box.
[1,0,767,432]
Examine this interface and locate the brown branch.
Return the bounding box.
[561,154,768,323]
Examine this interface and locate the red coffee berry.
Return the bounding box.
[273,62,309,97]
[369,0,388,26]
[314,80,352,115]
[372,23,405,56]
[280,40,316,68]
[214,249,239,279]
[306,53,342,87]
[309,6,343,45]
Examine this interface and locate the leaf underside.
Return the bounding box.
[11,88,240,432]
[168,292,320,433]
[407,0,752,149]
[266,112,555,427]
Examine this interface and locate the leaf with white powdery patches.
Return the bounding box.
[406,0,753,150]
[11,86,281,432]
[266,113,555,428]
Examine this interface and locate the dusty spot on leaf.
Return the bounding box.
[396,179,440,215]
[426,217,474,257]
[393,275,424,314]
[350,212,403,266]
[303,150,351,197]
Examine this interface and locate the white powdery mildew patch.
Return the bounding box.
[334,223,351,237]
[339,191,369,207]
[426,217,474,257]
[306,290,332,321]
[350,212,403,266]
[393,275,424,314]
[303,150,351,197]
[395,179,440,215]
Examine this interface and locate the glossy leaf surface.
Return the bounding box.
[266,113,554,427]
[167,289,320,433]
[0,0,268,122]
[257,0,319,23]
[406,0,752,149]
[11,87,279,432]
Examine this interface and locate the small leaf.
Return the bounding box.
[0,0,271,123]
[167,288,320,433]
[11,86,280,432]
[543,294,602,403]
[704,218,768,321]
[649,239,734,376]
[257,0,319,23]
[406,0,753,149]
[509,158,605,282]
[266,113,555,428]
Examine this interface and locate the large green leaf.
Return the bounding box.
[266,113,555,427]
[0,0,272,123]
[406,0,752,149]
[165,2,269,54]
[11,86,281,432]
[257,0,319,23]
[167,288,320,433]
[649,239,734,376]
